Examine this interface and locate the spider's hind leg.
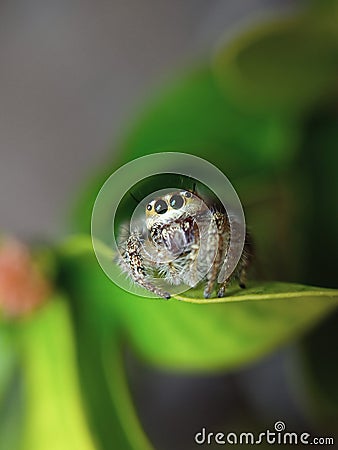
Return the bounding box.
[237,231,254,289]
[217,231,253,297]
[238,267,247,289]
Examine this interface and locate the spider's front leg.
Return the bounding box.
[119,231,171,299]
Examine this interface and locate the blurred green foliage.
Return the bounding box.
[1,2,338,449]
[214,7,338,114]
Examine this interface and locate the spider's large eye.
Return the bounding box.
[170,194,184,210]
[154,199,168,214]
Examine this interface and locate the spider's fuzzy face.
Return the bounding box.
[145,190,205,230]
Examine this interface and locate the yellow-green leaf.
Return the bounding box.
[18,297,96,450]
[114,282,338,371]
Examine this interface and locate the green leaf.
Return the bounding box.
[0,328,22,450]
[0,327,18,408]
[213,8,338,114]
[16,297,96,450]
[58,236,338,372]
[114,282,338,371]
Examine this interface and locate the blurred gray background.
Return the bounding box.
[0,0,297,239]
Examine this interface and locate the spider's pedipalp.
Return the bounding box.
[118,229,171,299]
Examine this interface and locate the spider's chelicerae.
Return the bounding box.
[117,190,252,299]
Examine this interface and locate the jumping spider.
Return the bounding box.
[117,190,252,299]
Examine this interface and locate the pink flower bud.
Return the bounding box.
[0,237,50,318]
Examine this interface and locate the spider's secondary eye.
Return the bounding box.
[146,204,152,211]
[154,199,168,214]
[170,194,184,209]
[184,191,192,198]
